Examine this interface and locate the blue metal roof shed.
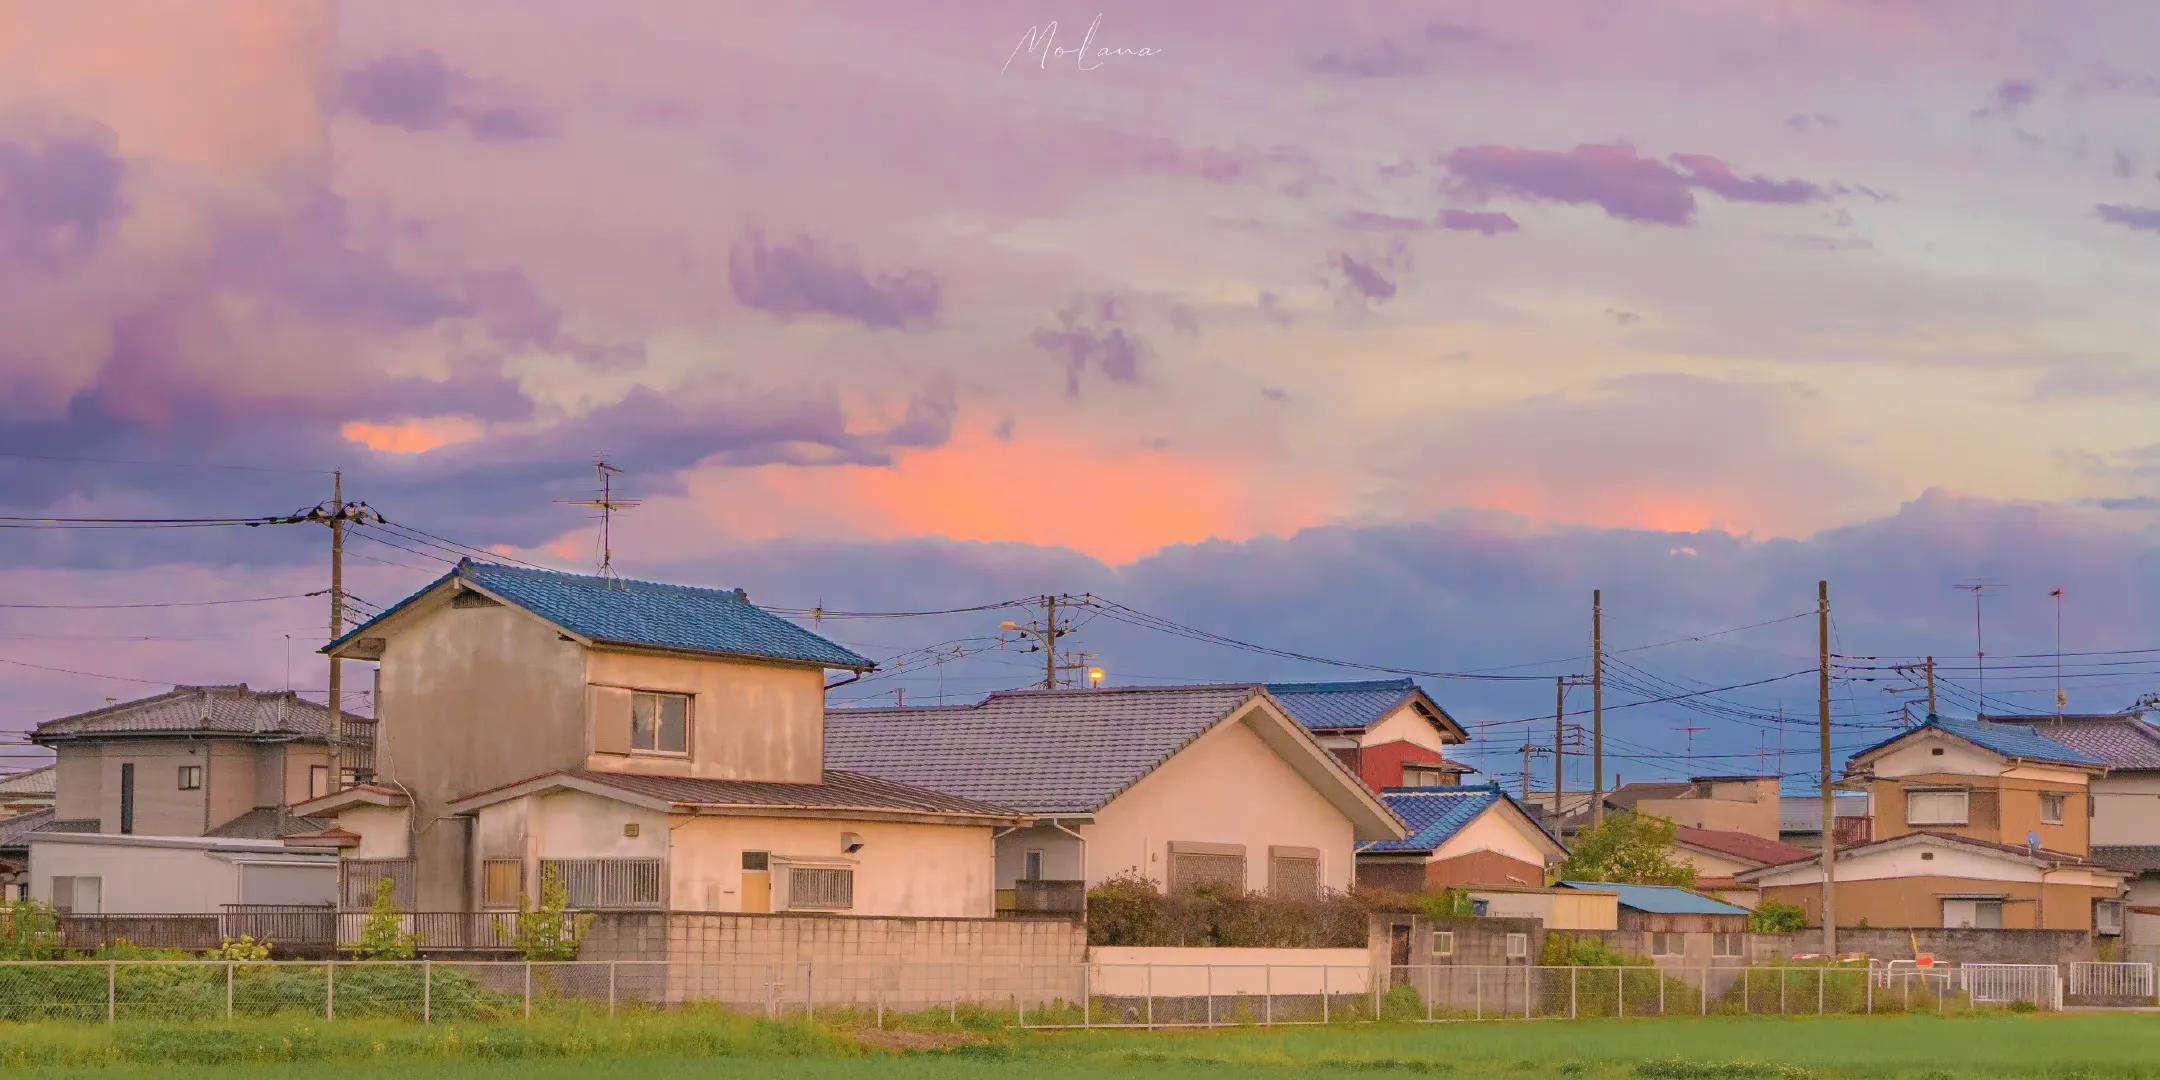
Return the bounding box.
[1558,880,1751,917]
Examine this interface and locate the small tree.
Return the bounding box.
[1414,888,1479,920]
[349,877,418,960]
[0,899,64,960]
[513,864,589,961]
[1748,899,1808,934]
[1559,811,1697,887]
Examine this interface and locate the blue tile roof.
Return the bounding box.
[1847,716,2103,769]
[1558,881,1750,916]
[1265,678,1417,732]
[326,561,874,670]
[1361,784,1563,856]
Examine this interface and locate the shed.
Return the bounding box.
[1557,880,1751,932]
[29,832,337,914]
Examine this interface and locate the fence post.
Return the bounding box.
[1700,967,1707,1016]
[1083,963,1092,1029]
[804,960,813,1022]
[1263,964,1272,1027]
[1569,966,1577,1020]
[1145,965,1154,1029]
[1473,966,1481,1021]
[326,958,336,1021]
[523,963,532,1020]
[1817,967,1825,1015]
[1321,964,1330,1024]
[607,961,616,1018]
[106,961,115,1024]
[1207,964,1215,1028]
[226,961,234,1023]
[1779,967,1787,1015]
[1616,967,1624,1018]
[877,988,885,1030]
[423,960,432,1023]
[1865,968,1872,1014]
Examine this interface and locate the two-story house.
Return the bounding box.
[297,560,1029,918]
[1263,679,1470,792]
[2010,711,2160,946]
[1741,717,2127,931]
[29,685,362,839]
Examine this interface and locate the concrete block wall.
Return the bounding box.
[1774,927,2097,965]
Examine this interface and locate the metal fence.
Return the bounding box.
[0,959,2085,1028]
[2067,961,2153,1000]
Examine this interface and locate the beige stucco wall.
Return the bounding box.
[1083,715,1357,892]
[1868,770,2090,852]
[342,803,412,860]
[205,742,258,831]
[1465,888,1620,930]
[1632,779,1781,840]
[668,813,995,917]
[2091,773,2160,846]
[370,597,589,908]
[582,649,824,784]
[1674,846,1756,879]
[1432,806,1561,868]
[90,740,210,835]
[1360,704,1451,752]
[52,749,100,823]
[48,739,324,836]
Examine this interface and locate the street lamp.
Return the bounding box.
[1087,667,1105,688]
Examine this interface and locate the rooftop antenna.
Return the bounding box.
[1953,580,2004,716]
[555,459,642,582]
[1674,724,1707,771]
[2050,587,2065,719]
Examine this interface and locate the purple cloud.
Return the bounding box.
[1974,78,2038,117]
[728,228,940,328]
[1336,253,1397,302]
[0,129,124,269]
[1031,294,1147,396]
[1338,210,1427,232]
[1436,209,1519,235]
[2097,204,2160,233]
[1442,143,1833,225]
[342,51,553,141]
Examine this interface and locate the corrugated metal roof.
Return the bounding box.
[566,769,1017,818]
[1848,717,2101,769]
[1265,679,1417,732]
[827,686,1260,815]
[329,561,873,671]
[1558,880,1750,916]
[33,686,347,742]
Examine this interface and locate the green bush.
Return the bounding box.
[349,879,418,961]
[0,900,64,960]
[1747,900,1807,934]
[1083,872,1370,947]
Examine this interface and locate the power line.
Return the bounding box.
[0,450,332,474]
[0,591,326,610]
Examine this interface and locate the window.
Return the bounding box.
[630,692,689,754]
[542,858,666,908]
[2040,793,2066,825]
[177,766,202,791]
[1400,765,1453,789]
[1023,849,1044,881]
[1431,930,1455,957]
[481,858,524,909]
[1906,789,1969,826]
[742,851,770,872]
[1942,898,2004,929]
[1713,933,1744,958]
[1167,842,1247,894]
[49,875,100,915]
[1269,846,1321,900]
[789,866,854,910]
[118,763,134,834]
[2098,900,2126,936]
[1652,932,1684,957]
[1505,933,1528,959]
[309,765,330,800]
[342,859,415,910]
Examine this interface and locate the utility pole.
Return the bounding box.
[1043,594,1059,689]
[327,469,344,794]
[1553,677,1567,816]
[1818,579,1836,956]
[1520,744,1534,802]
[1592,589,1605,827]
[1924,656,1936,719]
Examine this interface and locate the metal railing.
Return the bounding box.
[2067,961,2153,1001]
[0,959,2081,1028]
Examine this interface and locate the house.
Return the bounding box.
[304,560,1029,918]
[1738,717,2128,931]
[30,832,337,915]
[1606,776,1783,839]
[29,685,362,839]
[1671,826,1814,909]
[1355,785,1567,891]
[826,685,1405,906]
[1264,679,1469,792]
[2005,711,2160,944]
[1557,881,1752,964]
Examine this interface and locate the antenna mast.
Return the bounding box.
[1953,581,2003,716]
[556,459,642,580]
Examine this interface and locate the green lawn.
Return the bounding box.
[8,1013,2160,1079]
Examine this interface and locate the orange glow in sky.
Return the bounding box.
[340,417,484,455]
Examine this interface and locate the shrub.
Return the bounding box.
[349,879,418,961]
[1747,900,1807,934]
[0,900,64,960]
[205,937,273,962]
[1083,872,1371,948]
[512,864,590,961]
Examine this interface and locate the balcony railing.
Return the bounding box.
[1834,816,1872,847]
[1003,879,1086,917]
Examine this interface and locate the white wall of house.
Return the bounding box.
[669,813,996,917]
[1431,807,1562,867]
[341,804,413,860]
[1750,839,2044,887]
[29,835,335,913]
[1866,734,2006,778]
[1360,704,1451,752]
[2092,773,2160,846]
[1082,715,1358,893]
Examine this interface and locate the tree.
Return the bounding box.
[513,864,589,961]
[349,877,419,960]
[1559,811,1697,887]
[1749,899,1808,933]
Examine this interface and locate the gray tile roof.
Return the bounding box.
[565,769,1019,818]
[0,809,55,850]
[32,686,359,743]
[2092,846,2160,874]
[1265,679,1418,732]
[0,765,54,797]
[827,685,1263,815]
[2007,715,2160,771]
[206,807,334,840]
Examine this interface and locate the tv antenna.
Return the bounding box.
[556,459,642,580]
[1953,580,2004,715]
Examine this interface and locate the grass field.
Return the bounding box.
[5,1012,2158,1079]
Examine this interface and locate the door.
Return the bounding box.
[740,851,771,913]
[118,763,135,834]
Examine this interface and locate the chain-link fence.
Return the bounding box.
[0,959,2073,1027]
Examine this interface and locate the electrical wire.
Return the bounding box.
[0,591,327,610]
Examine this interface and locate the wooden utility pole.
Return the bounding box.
[1818,579,1836,956]
[1924,656,1936,718]
[1520,744,1534,801]
[1592,589,1605,827]
[1553,677,1567,815]
[326,469,345,794]
[1042,594,1059,689]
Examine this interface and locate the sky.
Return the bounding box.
[5,1,2160,786]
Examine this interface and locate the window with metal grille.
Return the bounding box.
[1652,932,1685,956]
[1431,930,1454,956]
[1167,842,1246,894]
[1268,846,1320,899]
[788,866,853,910]
[340,858,415,910]
[1504,932,1527,959]
[1713,933,1743,958]
[481,859,524,909]
[540,858,665,908]
[1906,788,1968,825]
